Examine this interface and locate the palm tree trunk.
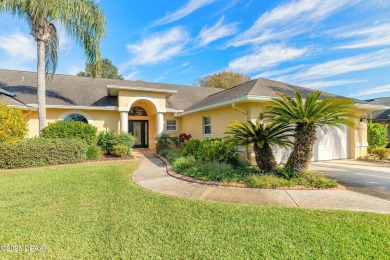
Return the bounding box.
[285,124,317,174]
[253,143,277,173]
[37,40,47,133]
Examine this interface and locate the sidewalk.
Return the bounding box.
[131,151,390,214]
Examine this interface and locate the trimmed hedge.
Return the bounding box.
[41,121,98,145]
[0,138,87,169]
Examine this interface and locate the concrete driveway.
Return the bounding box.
[310,160,390,201]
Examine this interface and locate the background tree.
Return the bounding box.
[265,91,357,174]
[0,0,106,132]
[225,120,293,172]
[78,58,124,80]
[0,102,27,143]
[194,71,251,89]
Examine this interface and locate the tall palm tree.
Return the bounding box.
[265,91,357,174]
[225,120,294,172]
[0,0,106,132]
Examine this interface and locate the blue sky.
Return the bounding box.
[0,0,390,100]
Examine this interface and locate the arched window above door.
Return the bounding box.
[129,106,147,116]
[63,113,89,123]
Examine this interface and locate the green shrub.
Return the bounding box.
[298,172,338,188]
[159,148,170,157]
[370,147,390,160]
[111,145,129,157]
[86,145,102,160]
[182,139,202,157]
[172,156,196,173]
[245,172,338,188]
[0,138,87,169]
[97,131,135,155]
[181,161,240,182]
[97,131,116,154]
[156,134,171,153]
[112,132,135,155]
[42,121,98,145]
[165,150,181,163]
[368,123,388,148]
[0,102,27,143]
[197,139,239,165]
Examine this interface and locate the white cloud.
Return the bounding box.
[255,65,307,78]
[151,0,215,27]
[300,79,367,89]
[349,84,390,97]
[199,16,238,46]
[229,0,357,47]
[280,49,390,82]
[67,65,84,75]
[228,44,308,74]
[0,32,36,62]
[124,71,139,80]
[334,23,390,49]
[125,27,188,66]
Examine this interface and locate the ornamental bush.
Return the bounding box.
[367,123,388,148]
[0,138,87,169]
[197,139,239,165]
[98,131,135,155]
[41,121,98,145]
[111,145,129,157]
[156,134,171,153]
[370,147,390,160]
[0,102,27,143]
[86,145,102,160]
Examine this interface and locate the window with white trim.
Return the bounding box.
[166,120,177,131]
[64,113,88,123]
[203,116,211,135]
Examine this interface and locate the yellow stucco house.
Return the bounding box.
[0,69,386,162]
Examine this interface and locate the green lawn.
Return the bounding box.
[0,162,389,259]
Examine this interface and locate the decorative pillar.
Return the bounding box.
[156,112,164,135]
[120,111,128,133]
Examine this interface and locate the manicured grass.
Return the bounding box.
[0,162,389,258]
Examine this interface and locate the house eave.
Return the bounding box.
[107,85,178,97]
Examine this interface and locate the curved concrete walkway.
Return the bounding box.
[132,151,390,214]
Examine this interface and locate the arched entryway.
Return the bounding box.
[125,99,161,149]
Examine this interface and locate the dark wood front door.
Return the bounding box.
[129,120,149,148]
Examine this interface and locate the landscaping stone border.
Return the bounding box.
[154,154,345,190]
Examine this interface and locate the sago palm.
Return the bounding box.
[265,91,357,174]
[225,120,294,172]
[0,0,106,132]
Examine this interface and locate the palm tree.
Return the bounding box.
[265,91,357,174]
[225,120,294,172]
[0,0,106,132]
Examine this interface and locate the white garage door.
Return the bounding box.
[274,126,348,163]
[312,125,348,161]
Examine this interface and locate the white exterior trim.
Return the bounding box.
[58,110,93,124]
[107,85,177,96]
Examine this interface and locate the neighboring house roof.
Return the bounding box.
[0,69,222,111]
[365,97,390,121]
